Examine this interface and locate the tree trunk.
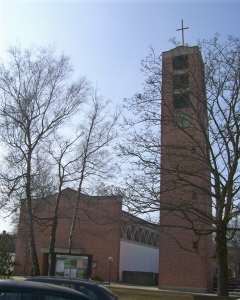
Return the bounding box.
[68,197,78,254]
[26,151,40,277]
[68,182,82,254]
[68,163,85,254]
[26,207,40,276]
[48,191,61,275]
[215,228,229,296]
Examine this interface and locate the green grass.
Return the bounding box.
[109,287,194,300]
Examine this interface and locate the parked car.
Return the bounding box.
[24,277,118,300]
[0,279,93,300]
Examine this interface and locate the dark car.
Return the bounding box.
[0,279,93,300]
[24,277,118,300]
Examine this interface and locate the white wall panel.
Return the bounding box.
[119,240,159,281]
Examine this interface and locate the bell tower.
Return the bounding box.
[159,46,213,292]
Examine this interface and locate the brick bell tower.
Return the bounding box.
[159,45,213,292]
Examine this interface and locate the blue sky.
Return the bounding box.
[0,0,239,231]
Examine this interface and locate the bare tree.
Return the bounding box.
[119,46,161,219]
[120,35,240,296]
[68,94,120,253]
[44,133,80,275]
[0,45,89,275]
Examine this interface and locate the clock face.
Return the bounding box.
[173,111,190,128]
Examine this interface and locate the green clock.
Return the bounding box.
[173,111,191,128]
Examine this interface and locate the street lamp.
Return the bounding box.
[108,256,113,285]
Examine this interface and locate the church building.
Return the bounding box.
[14,29,213,290]
[159,45,213,292]
[14,188,159,285]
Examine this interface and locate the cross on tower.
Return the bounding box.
[176,20,189,46]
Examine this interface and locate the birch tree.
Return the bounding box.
[45,134,80,275]
[0,45,89,275]
[68,95,119,253]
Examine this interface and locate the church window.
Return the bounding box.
[153,236,159,247]
[134,231,139,242]
[173,55,188,70]
[191,147,197,154]
[126,228,131,240]
[131,225,136,235]
[141,232,146,243]
[173,93,189,109]
[193,241,197,249]
[173,73,189,90]
[192,192,198,199]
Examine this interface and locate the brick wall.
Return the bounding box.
[14,188,122,282]
[159,46,213,292]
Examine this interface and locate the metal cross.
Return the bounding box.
[176,20,189,46]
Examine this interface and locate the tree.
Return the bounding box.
[119,46,161,220]
[120,35,240,296]
[67,94,119,253]
[34,92,120,273]
[0,45,90,276]
[45,133,79,275]
[0,231,18,278]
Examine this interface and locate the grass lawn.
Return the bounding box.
[109,287,194,300]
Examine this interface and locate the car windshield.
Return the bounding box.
[0,291,31,300]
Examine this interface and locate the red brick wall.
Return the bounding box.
[159,47,213,292]
[14,189,122,282]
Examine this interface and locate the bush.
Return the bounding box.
[91,274,104,282]
[0,232,19,278]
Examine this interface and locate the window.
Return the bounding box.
[126,228,131,240]
[192,192,198,200]
[173,93,189,109]
[193,241,197,249]
[134,231,139,242]
[0,291,31,300]
[45,296,74,300]
[173,73,189,90]
[173,55,188,70]
[60,283,76,290]
[191,147,197,154]
[78,286,97,300]
[141,232,146,243]
[98,285,116,298]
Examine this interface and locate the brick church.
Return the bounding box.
[14,44,213,291]
[14,188,159,284]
